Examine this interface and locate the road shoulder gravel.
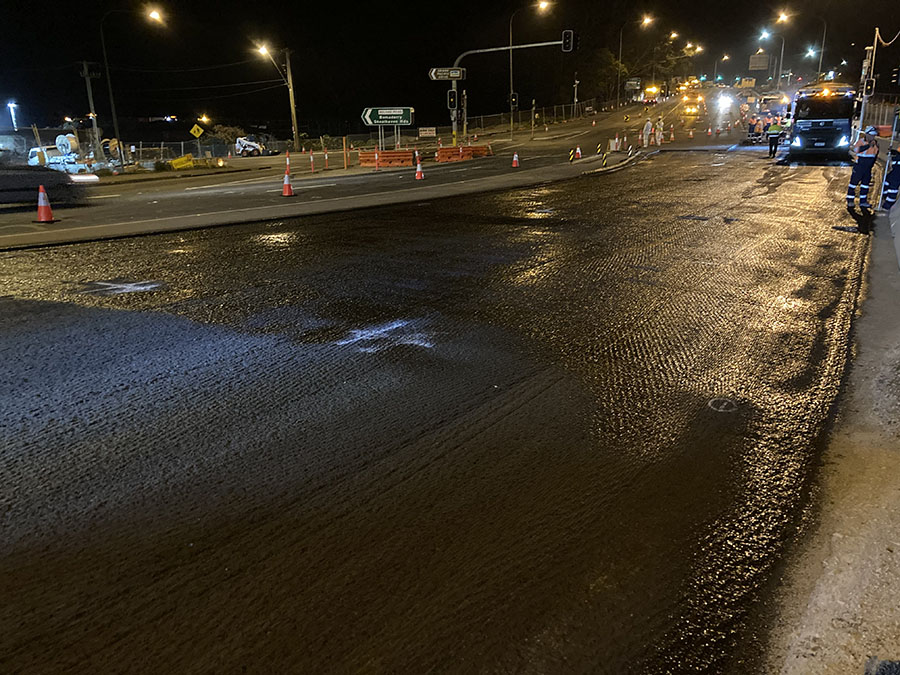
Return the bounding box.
[766,206,900,673]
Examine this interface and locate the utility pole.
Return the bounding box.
[80,61,105,163]
[284,49,300,152]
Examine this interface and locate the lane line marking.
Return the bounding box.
[87,194,121,199]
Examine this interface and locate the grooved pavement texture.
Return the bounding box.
[0,151,868,673]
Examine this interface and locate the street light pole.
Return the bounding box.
[259,45,301,152]
[100,12,125,168]
[617,24,625,111]
[284,49,300,152]
[100,8,163,168]
[509,2,550,140]
[817,17,827,81]
[509,9,519,139]
[778,35,786,88]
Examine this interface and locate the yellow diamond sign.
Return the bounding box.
[189,124,204,138]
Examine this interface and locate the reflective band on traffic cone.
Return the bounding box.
[707,127,712,136]
[309,149,315,173]
[35,185,55,223]
[375,151,379,171]
[512,152,519,168]
[415,160,424,180]
[575,145,582,159]
[615,133,620,151]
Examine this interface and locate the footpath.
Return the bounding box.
[766,195,900,672]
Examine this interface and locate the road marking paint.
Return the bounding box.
[87,194,121,199]
[264,182,336,192]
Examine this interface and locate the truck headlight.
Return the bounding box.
[837,136,849,147]
[791,136,802,148]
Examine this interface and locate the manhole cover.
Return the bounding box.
[708,398,739,413]
[76,280,165,295]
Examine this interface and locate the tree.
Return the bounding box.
[208,124,246,145]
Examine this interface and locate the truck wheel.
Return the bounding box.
[241,150,250,157]
[251,149,260,157]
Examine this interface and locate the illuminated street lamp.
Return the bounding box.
[198,114,211,124]
[509,1,552,138]
[617,15,654,110]
[257,44,300,151]
[669,31,679,40]
[101,7,164,166]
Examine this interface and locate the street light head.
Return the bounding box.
[198,114,211,124]
[669,31,679,39]
[777,11,789,23]
[694,45,703,53]
[760,30,771,40]
[642,15,654,26]
[257,45,269,56]
[722,54,730,60]
[806,47,816,57]
[685,42,693,48]
[537,1,550,11]
[147,8,162,22]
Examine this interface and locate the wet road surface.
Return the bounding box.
[0,149,868,672]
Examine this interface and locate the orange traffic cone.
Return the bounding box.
[727,122,732,132]
[309,149,315,173]
[670,127,675,142]
[282,152,294,197]
[707,127,712,137]
[575,145,582,159]
[689,128,694,139]
[35,185,55,223]
[592,119,596,127]
[415,158,424,180]
[512,151,520,168]
[614,132,620,151]
[715,127,721,136]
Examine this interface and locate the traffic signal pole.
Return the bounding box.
[449,39,564,146]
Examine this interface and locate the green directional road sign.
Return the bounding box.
[361,107,415,126]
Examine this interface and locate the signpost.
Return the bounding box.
[428,67,466,81]
[419,127,437,138]
[189,124,204,138]
[625,78,641,91]
[361,107,414,150]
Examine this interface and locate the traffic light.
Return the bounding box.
[510,92,519,110]
[562,29,574,53]
[863,78,876,96]
[892,67,899,86]
[447,89,457,110]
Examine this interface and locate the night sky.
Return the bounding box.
[2,0,896,137]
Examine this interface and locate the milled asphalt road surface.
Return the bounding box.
[0,148,868,672]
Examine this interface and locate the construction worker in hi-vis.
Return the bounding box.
[881,142,900,211]
[847,125,880,209]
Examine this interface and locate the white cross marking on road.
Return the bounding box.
[78,281,163,295]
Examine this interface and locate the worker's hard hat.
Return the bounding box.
[864,125,878,136]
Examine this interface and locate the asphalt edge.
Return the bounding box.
[0,152,647,253]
